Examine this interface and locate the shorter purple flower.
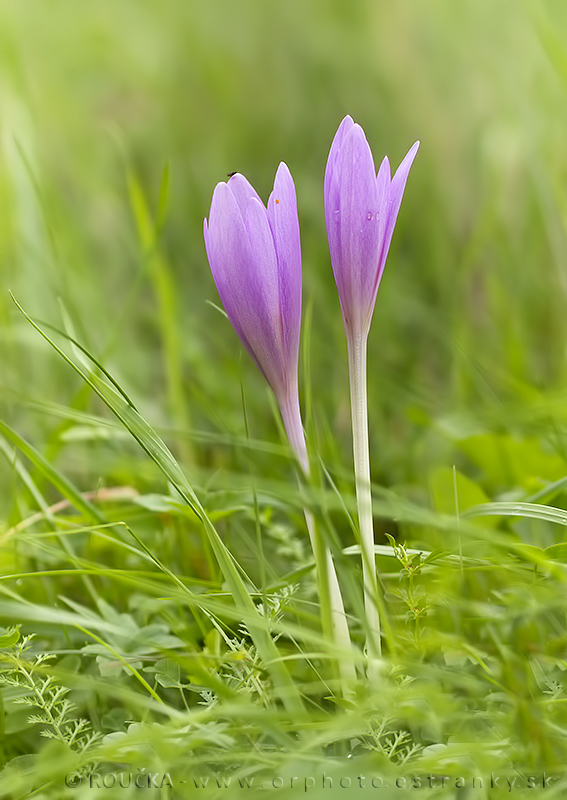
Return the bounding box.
[324,116,419,339]
[204,163,307,471]
[204,164,301,403]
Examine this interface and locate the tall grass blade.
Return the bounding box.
[10,293,305,716]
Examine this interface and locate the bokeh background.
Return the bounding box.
[2,0,567,514]
[4,2,567,787]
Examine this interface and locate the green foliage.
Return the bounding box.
[0,630,100,754]
[2,0,567,797]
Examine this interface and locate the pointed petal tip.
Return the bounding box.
[376,155,392,193]
[270,163,297,214]
[342,122,377,174]
[346,122,375,156]
[227,173,249,194]
[207,180,233,223]
[275,161,292,181]
[404,141,420,164]
[329,115,355,148]
[378,154,391,173]
[394,140,420,178]
[350,121,366,138]
[211,179,231,198]
[226,173,245,189]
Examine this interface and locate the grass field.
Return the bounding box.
[2,1,567,797]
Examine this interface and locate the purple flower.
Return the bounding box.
[324,116,419,339]
[204,163,308,472]
[204,163,302,405]
[204,159,354,665]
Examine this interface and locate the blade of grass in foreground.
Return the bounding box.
[0,423,105,525]
[0,426,103,604]
[128,166,193,466]
[10,294,305,717]
[464,500,567,526]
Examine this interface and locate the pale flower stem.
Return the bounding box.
[303,509,357,691]
[280,391,356,693]
[347,332,382,663]
[280,390,310,476]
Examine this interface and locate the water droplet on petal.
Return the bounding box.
[367,212,373,220]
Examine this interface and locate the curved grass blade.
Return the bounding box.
[463,501,567,527]
[10,294,305,716]
[0,421,104,525]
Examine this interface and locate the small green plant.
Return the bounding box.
[384,534,443,643]
[0,628,100,754]
[357,715,423,765]
[201,586,298,707]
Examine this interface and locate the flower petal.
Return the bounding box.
[242,196,290,392]
[204,183,256,350]
[267,162,302,369]
[227,173,263,219]
[376,155,391,209]
[326,123,380,333]
[205,183,281,389]
[324,115,354,233]
[244,197,279,308]
[377,141,419,279]
[325,116,418,340]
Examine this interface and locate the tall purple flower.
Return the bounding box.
[325,115,419,339]
[203,163,307,471]
[324,116,419,664]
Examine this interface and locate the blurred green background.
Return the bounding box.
[4,1,567,787]
[2,0,567,512]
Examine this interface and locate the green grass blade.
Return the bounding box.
[11,294,305,716]
[464,501,567,526]
[127,169,192,465]
[0,420,105,525]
